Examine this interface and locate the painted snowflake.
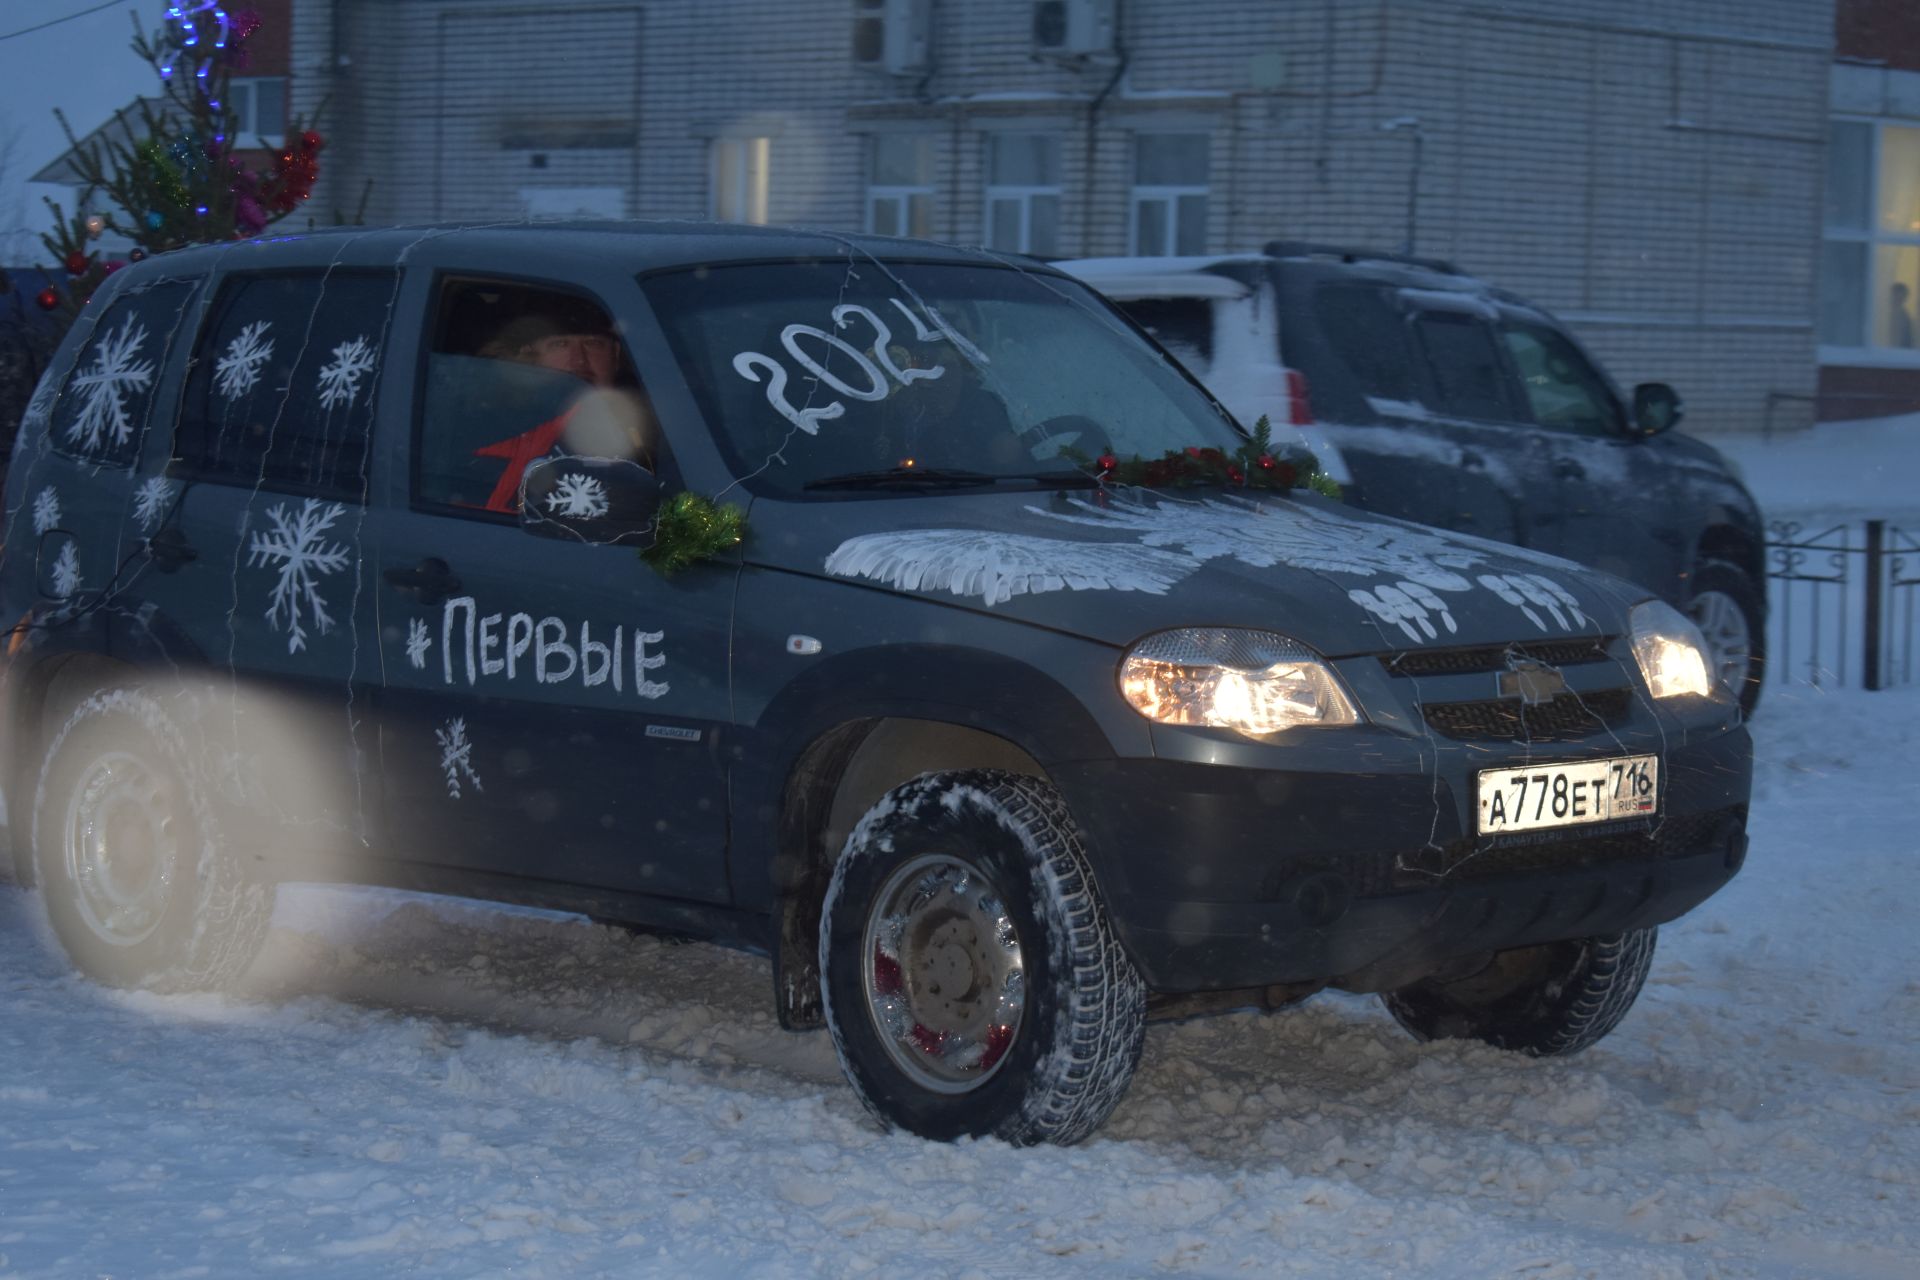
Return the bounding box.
[49,542,82,598]
[246,499,353,654]
[316,336,376,410]
[131,476,179,533]
[67,316,156,452]
[405,617,432,670]
[435,717,484,799]
[545,473,611,520]
[32,486,61,536]
[214,320,275,398]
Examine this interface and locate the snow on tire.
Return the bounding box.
[819,769,1147,1146]
[1381,928,1658,1058]
[30,688,274,991]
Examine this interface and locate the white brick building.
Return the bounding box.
[293,0,1834,434]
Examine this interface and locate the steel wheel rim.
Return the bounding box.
[860,852,1026,1095]
[1689,590,1752,695]
[62,751,180,948]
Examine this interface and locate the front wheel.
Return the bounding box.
[1380,929,1657,1058]
[820,770,1146,1145]
[1686,560,1765,716]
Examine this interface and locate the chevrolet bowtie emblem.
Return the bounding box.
[1498,658,1567,705]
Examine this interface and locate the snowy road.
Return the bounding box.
[2,685,1916,1278]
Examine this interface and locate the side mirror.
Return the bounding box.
[520,456,660,545]
[1630,382,1683,437]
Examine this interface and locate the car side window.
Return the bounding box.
[1498,320,1622,438]
[174,271,397,496]
[1312,283,1418,410]
[416,277,659,518]
[1119,297,1214,372]
[1410,310,1519,423]
[50,279,197,467]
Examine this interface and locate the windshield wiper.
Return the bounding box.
[803,467,1103,492]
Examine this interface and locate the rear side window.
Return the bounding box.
[1309,284,1417,406]
[1118,297,1214,371]
[174,271,399,496]
[1411,311,1518,422]
[50,279,197,466]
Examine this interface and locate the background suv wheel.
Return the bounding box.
[1686,559,1766,716]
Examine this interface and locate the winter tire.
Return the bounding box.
[1686,559,1765,716]
[30,688,274,991]
[819,770,1147,1146]
[1380,929,1657,1058]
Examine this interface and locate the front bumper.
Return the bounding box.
[1051,717,1752,993]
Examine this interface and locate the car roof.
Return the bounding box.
[1058,250,1544,316]
[122,220,1060,279]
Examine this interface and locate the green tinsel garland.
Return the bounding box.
[641,491,747,576]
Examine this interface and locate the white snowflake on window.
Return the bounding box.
[131,476,179,533]
[32,486,61,536]
[545,472,611,520]
[315,335,376,410]
[246,499,353,654]
[67,315,156,452]
[214,320,275,398]
[49,542,82,598]
[405,617,432,670]
[435,717,483,799]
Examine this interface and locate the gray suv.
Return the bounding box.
[1064,243,1768,714]
[2,224,1750,1145]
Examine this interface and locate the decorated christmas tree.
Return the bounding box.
[32,4,328,320]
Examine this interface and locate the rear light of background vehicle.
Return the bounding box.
[1285,368,1314,426]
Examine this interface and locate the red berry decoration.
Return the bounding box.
[1257,454,1277,470]
[1096,453,1118,472]
[63,250,88,275]
[299,130,324,153]
[35,287,60,311]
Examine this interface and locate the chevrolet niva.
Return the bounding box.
[0,223,1750,1145]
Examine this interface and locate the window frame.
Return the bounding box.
[169,267,399,501]
[1821,113,1920,367]
[1128,132,1210,257]
[709,136,771,225]
[864,134,937,239]
[982,133,1064,256]
[226,75,287,150]
[1495,316,1627,438]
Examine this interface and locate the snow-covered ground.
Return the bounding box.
[1,682,1916,1278]
[1713,413,1920,525]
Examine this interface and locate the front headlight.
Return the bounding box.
[1629,600,1715,699]
[1119,628,1360,736]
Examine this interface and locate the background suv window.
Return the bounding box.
[1310,283,1418,413]
[1122,296,1214,370]
[50,279,197,467]
[1410,310,1518,422]
[1498,319,1622,437]
[174,271,398,496]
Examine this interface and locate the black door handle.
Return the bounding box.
[383,557,462,605]
[146,526,197,572]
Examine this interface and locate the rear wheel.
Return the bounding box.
[1381,929,1657,1058]
[30,689,273,991]
[820,770,1146,1145]
[1686,559,1765,716]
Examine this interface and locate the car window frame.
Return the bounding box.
[1495,314,1628,439]
[49,275,203,472]
[168,266,401,502]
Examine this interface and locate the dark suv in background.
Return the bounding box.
[1063,243,1768,713]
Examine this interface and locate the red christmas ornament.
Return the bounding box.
[299,130,324,153]
[1227,465,1245,485]
[35,287,60,311]
[1096,452,1118,473]
[63,250,88,275]
[1257,454,1277,471]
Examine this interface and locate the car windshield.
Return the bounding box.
[641,260,1246,495]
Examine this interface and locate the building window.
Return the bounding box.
[227,76,287,149]
[852,0,885,64]
[984,133,1061,256]
[1129,133,1209,257]
[710,136,770,225]
[1823,119,1920,355]
[866,134,935,238]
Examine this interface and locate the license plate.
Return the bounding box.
[1476,755,1658,835]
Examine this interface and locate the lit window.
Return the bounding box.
[984,133,1061,256]
[711,136,771,225]
[1129,133,1209,257]
[866,134,936,238]
[1821,120,1920,353]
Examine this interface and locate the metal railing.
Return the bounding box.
[1765,519,1918,690]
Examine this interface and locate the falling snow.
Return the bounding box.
[66,315,156,453]
[214,320,275,398]
[316,336,376,410]
[435,717,483,799]
[246,500,354,654]
[406,618,432,670]
[31,486,61,536]
[545,473,611,520]
[131,476,180,534]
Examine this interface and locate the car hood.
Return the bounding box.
[746,488,1643,656]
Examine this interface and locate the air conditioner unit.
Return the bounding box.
[1033,0,1116,57]
[853,0,930,75]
